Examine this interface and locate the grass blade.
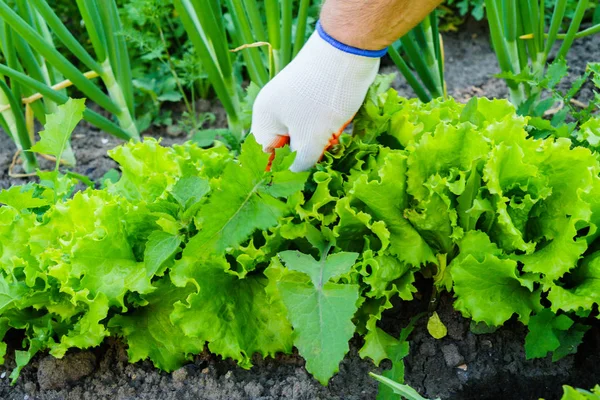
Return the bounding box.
[430,10,444,89]
[485,0,514,73]
[100,0,135,117]
[201,0,234,82]
[265,0,281,69]
[245,0,267,42]
[528,0,541,52]
[227,0,269,86]
[502,0,518,41]
[518,0,539,58]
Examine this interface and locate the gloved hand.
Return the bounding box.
[251,21,385,172]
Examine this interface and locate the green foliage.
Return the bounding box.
[277,250,359,384]
[2,85,600,388]
[0,0,139,144]
[554,385,600,400]
[445,0,486,21]
[500,60,599,142]
[525,309,590,361]
[118,0,212,134]
[30,98,85,167]
[370,372,440,400]
[485,0,599,108]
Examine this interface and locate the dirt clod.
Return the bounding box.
[36,352,96,390]
[442,344,465,367]
[172,367,188,383]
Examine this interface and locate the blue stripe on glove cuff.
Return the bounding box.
[316,20,388,58]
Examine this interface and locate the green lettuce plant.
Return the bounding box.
[1,83,600,391]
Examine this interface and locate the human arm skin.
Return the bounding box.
[321,0,444,51]
[251,0,443,171]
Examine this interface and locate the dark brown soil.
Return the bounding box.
[1,21,600,400]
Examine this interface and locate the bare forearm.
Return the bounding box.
[320,0,443,50]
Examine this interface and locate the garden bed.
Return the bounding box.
[0,21,599,400]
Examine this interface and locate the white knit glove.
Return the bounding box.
[251,21,384,172]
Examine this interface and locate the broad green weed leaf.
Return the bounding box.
[360,325,403,367]
[362,314,425,400]
[552,323,590,362]
[544,59,569,89]
[37,170,78,201]
[277,250,359,385]
[525,308,589,363]
[370,373,439,400]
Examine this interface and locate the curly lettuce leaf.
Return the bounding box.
[171,256,292,369]
[109,278,203,372]
[30,98,85,166]
[349,148,435,267]
[451,232,540,326]
[0,185,52,210]
[548,252,600,313]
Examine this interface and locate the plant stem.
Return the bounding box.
[280,0,293,69]
[556,0,590,60]
[156,22,197,131]
[100,59,139,140]
[293,0,311,57]
[389,45,431,103]
[0,79,36,171]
